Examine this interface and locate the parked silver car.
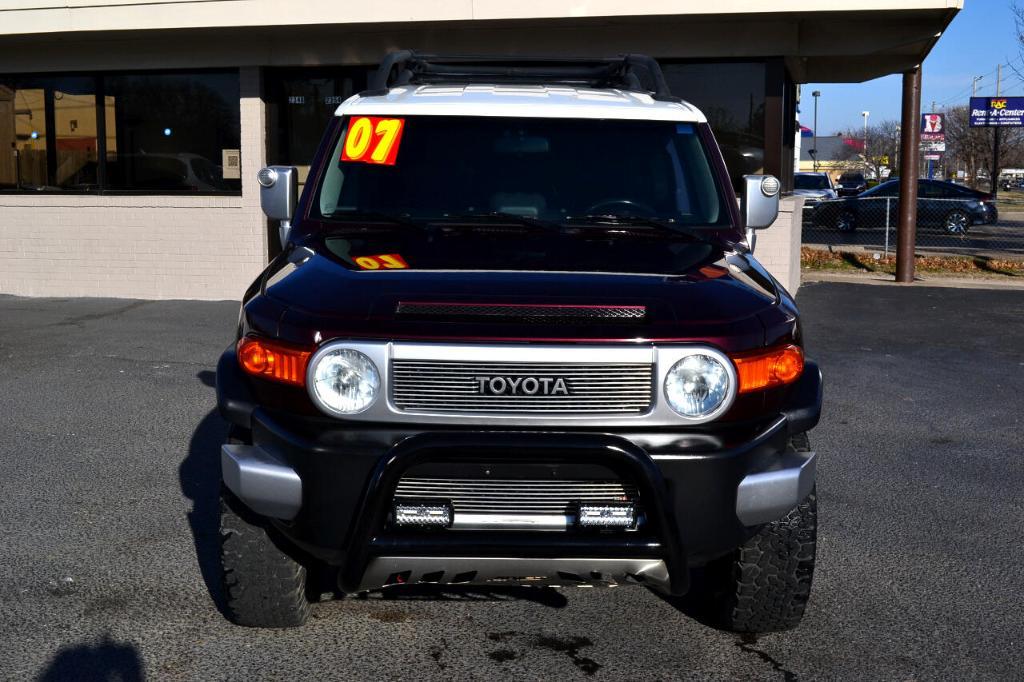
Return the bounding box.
[794,172,837,215]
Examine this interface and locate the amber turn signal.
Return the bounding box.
[237,337,311,387]
[731,344,804,394]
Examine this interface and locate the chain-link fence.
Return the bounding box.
[802,194,1024,260]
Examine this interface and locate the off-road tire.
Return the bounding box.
[688,434,817,633]
[220,485,311,627]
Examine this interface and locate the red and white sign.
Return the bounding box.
[922,113,944,134]
[921,113,945,143]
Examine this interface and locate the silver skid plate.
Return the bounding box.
[358,556,670,592]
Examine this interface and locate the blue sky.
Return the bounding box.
[804,0,1022,135]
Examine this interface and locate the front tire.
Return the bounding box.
[944,209,970,235]
[220,490,311,628]
[687,434,817,633]
[835,210,856,232]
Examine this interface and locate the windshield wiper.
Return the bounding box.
[563,214,713,241]
[430,211,563,233]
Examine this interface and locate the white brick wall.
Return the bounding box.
[752,196,803,295]
[0,67,268,301]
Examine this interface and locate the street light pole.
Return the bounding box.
[862,111,870,175]
[812,90,821,172]
[971,75,983,186]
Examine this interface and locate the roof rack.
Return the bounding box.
[362,50,679,102]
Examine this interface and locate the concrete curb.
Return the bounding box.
[800,270,1024,290]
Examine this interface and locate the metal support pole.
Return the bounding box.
[897,67,922,283]
[885,197,891,255]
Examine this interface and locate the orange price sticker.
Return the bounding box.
[341,116,405,165]
[353,253,409,270]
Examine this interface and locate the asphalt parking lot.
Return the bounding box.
[1,281,1022,680]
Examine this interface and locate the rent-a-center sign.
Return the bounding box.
[970,96,1024,127]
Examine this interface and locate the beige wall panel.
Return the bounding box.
[753,197,804,295]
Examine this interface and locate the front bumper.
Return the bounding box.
[216,348,822,595]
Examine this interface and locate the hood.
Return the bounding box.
[255,240,782,351]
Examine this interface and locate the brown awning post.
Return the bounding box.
[896,66,922,283]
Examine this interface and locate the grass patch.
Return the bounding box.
[801,247,1024,277]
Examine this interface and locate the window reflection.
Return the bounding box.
[0,76,99,190]
[661,62,767,193]
[54,78,101,189]
[1,83,46,188]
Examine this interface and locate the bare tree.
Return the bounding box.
[943,105,1024,187]
[835,120,902,180]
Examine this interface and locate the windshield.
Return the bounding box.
[794,174,830,190]
[839,173,864,183]
[314,116,731,228]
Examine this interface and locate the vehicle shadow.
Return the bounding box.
[38,635,144,682]
[180,386,229,618]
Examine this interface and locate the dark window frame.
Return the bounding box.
[0,67,241,196]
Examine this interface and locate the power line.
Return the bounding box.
[936,57,1024,107]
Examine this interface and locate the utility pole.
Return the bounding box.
[862,110,870,176]
[928,100,937,180]
[971,75,983,188]
[897,67,921,283]
[992,64,1002,197]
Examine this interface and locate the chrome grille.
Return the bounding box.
[391,361,654,414]
[394,478,639,514]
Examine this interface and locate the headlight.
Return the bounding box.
[308,347,380,415]
[664,353,732,418]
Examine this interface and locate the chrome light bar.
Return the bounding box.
[577,503,636,529]
[393,499,453,528]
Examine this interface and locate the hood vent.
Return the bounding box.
[395,302,646,323]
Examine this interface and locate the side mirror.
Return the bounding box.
[257,166,298,246]
[740,174,781,253]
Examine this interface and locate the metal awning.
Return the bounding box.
[0,1,963,84]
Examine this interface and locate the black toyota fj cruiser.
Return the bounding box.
[215,52,822,632]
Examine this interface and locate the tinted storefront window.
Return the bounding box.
[105,72,240,191]
[661,62,767,192]
[0,70,239,193]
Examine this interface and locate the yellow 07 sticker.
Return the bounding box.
[353,253,409,270]
[341,116,405,165]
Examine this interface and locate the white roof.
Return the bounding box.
[335,85,706,122]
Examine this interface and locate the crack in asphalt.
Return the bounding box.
[51,301,154,327]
